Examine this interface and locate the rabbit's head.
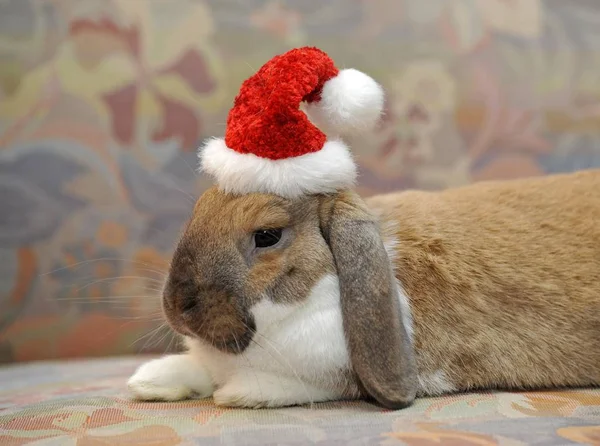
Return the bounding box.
[162,187,417,409]
[162,46,416,409]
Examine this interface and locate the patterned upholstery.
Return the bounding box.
[1,357,599,445]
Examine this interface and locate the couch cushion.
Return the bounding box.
[0,357,599,445]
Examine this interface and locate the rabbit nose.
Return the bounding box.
[178,295,198,314]
[172,283,222,315]
[162,276,196,312]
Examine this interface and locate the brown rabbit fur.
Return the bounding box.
[130,168,599,409]
[369,168,600,393]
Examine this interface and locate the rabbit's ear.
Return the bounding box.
[320,192,417,409]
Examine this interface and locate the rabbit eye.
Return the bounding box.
[254,229,282,248]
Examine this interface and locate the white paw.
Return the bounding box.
[128,376,191,401]
[127,355,213,402]
[213,383,269,409]
[213,372,337,408]
[213,371,282,408]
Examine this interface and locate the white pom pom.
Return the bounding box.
[303,68,385,136]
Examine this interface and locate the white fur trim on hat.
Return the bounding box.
[199,138,357,198]
[303,68,385,136]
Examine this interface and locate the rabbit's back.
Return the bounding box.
[368,169,600,394]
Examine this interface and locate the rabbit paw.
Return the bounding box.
[213,371,336,408]
[128,354,213,401]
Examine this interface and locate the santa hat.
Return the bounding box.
[199,47,384,198]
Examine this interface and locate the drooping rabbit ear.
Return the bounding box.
[320,191,417,409]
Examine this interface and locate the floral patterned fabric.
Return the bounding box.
[2,0,600,362]
[0,357,599,445]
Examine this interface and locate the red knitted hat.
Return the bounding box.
[199,47,384,198]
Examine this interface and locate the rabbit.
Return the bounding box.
[128,168,600,409]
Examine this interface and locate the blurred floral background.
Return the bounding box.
[1,0,600,363]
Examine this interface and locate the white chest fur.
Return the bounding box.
[187,274,352,389]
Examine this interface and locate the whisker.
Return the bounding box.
[129,267,168,278]
[130,323,167,349]
[40,257,169,277]
[75,276,164,292]
[116,315,166,321]
[165,330,179,354]
[161,177,196,204]
[210,321,218,348]
[177,153,200,178]
[54,295,160,301]
[152,326,175,352]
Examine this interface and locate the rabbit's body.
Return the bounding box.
[129,169,600,408]
[372,168,600,395]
